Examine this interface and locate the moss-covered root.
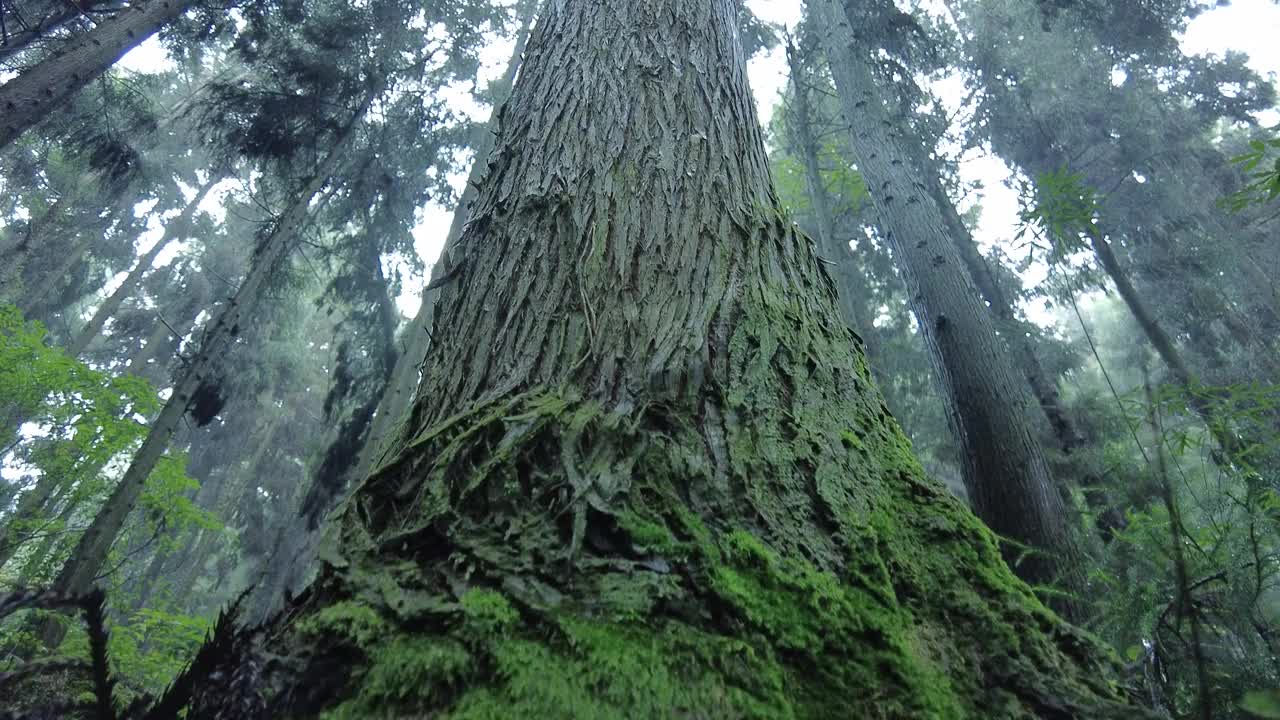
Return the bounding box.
[248,389,1147,720]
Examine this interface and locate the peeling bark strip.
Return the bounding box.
[816,0,1087,607]
[189,1,1135,716]
[0,0,194,151]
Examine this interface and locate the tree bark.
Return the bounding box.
[65,177,217,358]
[934,183,1083,451]
[187,2,1135,716]
[816,0,1086,608]
[355,0,538,481]
[39,97,373,646]
[0,0,125,62]
[0,0,194,150]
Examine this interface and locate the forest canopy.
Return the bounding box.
[0,0,1278,718]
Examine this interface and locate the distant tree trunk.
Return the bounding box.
[0,471,62,570]
[0,0,195,150]
[187,2,1133,715]
[1085,226,1256,469]
[933,186,1081,449]
[65,177,217,358]
[354,1,538,481]
[782,40,878,365]
[39,98,373,647]
[0,189,76,304]
[125,293,205,382]
[19,231,97,320]
[816,0,1086,608]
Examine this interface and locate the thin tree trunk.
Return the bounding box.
[817,0,1086,609]
[0,0,195,150]
[39,98,373,646]
[19,231,96,319]
[0,470,62,570]
[187,2,1134,715]
[354,1,538,481]
[0,190,75,304]
[1087,227,1255,468]
[65,177,217,358]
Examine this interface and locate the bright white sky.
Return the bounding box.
[111,0,1280,322]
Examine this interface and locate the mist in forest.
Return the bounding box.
[1,0,1278,717]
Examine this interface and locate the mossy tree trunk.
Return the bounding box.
[814,0,1087,608]
[187,1,1137,717]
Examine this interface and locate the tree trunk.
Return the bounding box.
[0,189,76,304]
[0,0,194,150]
[65,177,217,358]
[355,1,538,481]
[935,184,1081,450]
[1086,227,1255,468]
[39,99,372,647]
[0,0,125,62]
[188,2,1134,716]
[0,470,62,570]
[816,0,1086,607]
[782,40,878,365]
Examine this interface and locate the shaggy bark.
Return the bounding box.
[816,0,1086,605]
[39,99,372,646]
[0,0,195,150]
[180,1,1138,717]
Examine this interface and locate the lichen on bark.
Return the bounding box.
[186,0,1143,717]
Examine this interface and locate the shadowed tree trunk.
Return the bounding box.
[38,96,375,647]
[0,0,195,150]
[815,0,1087,609]
[934,183,1082,451]
[184,1,1136,716]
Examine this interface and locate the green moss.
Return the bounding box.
[324,637,473,719]
[459,589,518,636]
[709,530,958,717]
[296,375,1135,719]
[615,510,683,555]
[295,600,388,649]
[449,620,789,719]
